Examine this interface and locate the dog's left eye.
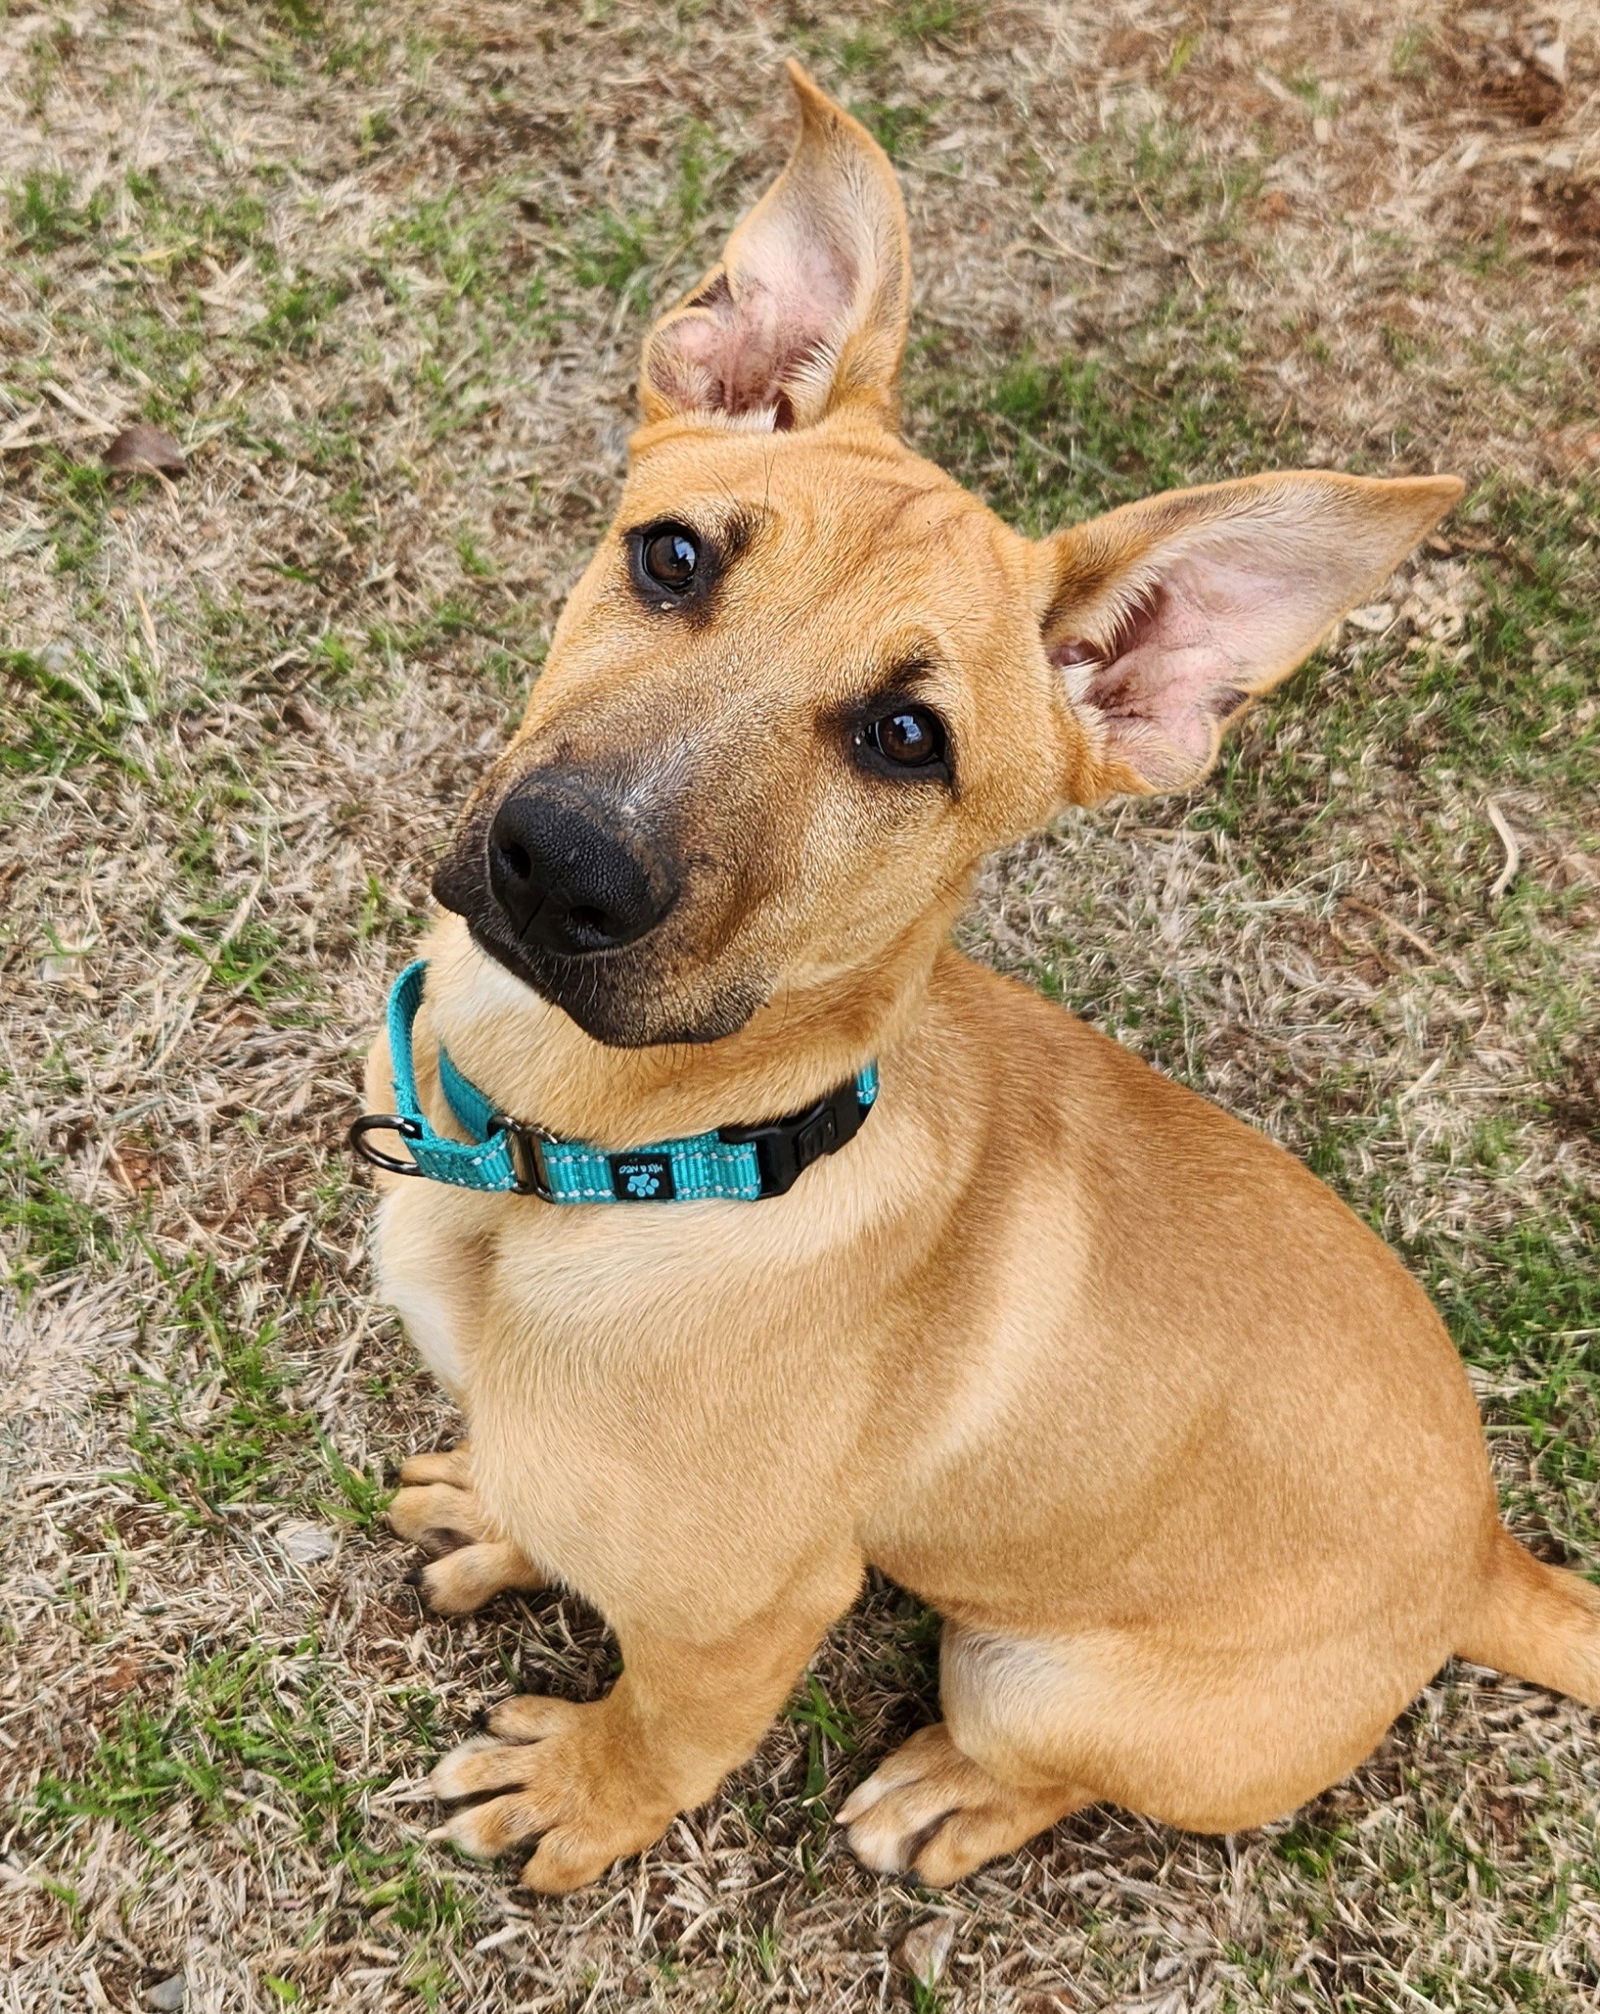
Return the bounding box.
[858,704,949,778]
[639,524,699,591]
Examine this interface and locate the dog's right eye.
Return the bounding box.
[637,524,699,592]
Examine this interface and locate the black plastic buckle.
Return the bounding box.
[719,1077,871,1197]
[348,1112,425,1177]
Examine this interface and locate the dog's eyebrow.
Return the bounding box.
[619,502,769,557]
[846,656,947,721]
[826,655,943,736]
[709,502,768,565]
[858,654,940,704]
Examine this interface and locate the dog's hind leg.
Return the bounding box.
[839,1720,1091,1884]
[843,1608,1433,1884]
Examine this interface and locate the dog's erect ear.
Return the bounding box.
[1039,471,1465,800]
[639,62,910,431]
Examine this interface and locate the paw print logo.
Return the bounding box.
[611,1155,674,1202]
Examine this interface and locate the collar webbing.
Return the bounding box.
[349,960,879,1204]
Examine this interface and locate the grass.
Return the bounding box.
[0,1126,111,1293]
[117,1255,385,1530]
[1,643,152,774]
[912,301,1298,533]
[7,166,108,250]
[3,2,1597,2010]
[28,1635,478,2001]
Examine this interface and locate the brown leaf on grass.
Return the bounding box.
[108,1140,164,1195]
[893,1915,956,1986]
[103,423,187,475]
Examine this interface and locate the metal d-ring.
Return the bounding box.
[348,1112,426,1176]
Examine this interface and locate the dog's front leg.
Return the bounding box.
[429,1551,863,1892]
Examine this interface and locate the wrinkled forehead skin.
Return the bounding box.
[507,410,1070,855]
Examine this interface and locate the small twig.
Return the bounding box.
[1485,798,1521,904]
[182,1478,227,1529]
[1131,186,1206,290]
[1132,184,1179,254]
[133,588,163,676]
[1338,896,1442,965]
[281,1217,316,1300]
[1033,219,1125,273]
[1397,1053,1446,1106]
[42,379,117,430]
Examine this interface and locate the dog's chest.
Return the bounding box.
[461,1193,877,1621]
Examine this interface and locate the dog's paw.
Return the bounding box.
[408,1540,547,1616]
[838,1723,1083,1886]
[430,1697,674,1893]
[388,1447,547,1615]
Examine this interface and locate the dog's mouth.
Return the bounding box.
[434,848,768,1050]
[473,921,763,1048]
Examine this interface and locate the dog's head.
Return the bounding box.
[435,64,1461,1048]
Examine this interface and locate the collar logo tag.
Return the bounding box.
[609,1153,677,1202]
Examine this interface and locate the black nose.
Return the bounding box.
[485,783,674,956]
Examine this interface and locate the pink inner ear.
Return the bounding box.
[659,212,858,418]
[1063,548,1317,766]
[670,284,804,417]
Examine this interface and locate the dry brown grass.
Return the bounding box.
[2,3,1597,2009]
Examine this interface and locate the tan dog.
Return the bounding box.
[362,65,1600,1896]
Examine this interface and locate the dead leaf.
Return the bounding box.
[103,424,187,475]
[1527,35,1567,89]
[279,1522,339,1565]
[108,1141,163,1194]
[97,1654,148,1698]
[894,1915,957,1986]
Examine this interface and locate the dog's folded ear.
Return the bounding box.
[1038,470,1465,801]
[639,61,911,432]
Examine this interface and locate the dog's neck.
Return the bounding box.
[416,911,948,1151]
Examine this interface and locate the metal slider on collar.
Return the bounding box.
[348,1112,425,1177]
[497,1117,557,1200]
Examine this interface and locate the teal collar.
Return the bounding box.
[350,960,879,1204]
